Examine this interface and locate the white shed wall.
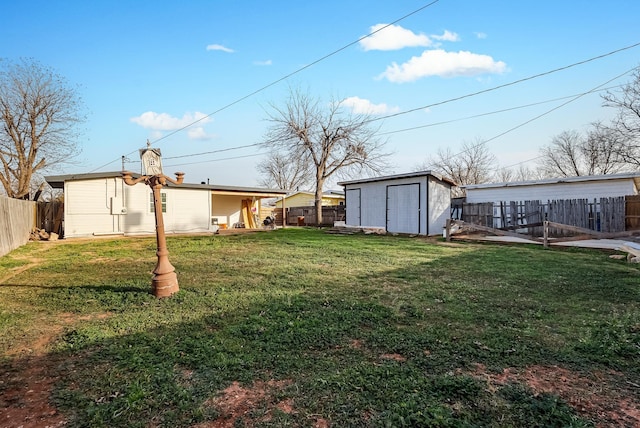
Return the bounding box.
[428,177,451,234]
[465,178,638,203]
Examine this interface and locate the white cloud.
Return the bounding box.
[187,127,214,141]
[475,32,488,39]
[379,49,507,83]
[131,111,212,131]
[342,96,400,115]
[206,44,234,53]
[253,59,273,66]
[360,24,459,51]
[360,24,432,51]
[432,30,460,42]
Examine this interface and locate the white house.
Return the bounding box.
[463,172,640,203]
[338,171,454,236]
[45,172,287,238]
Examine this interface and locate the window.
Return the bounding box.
[150,192,167,213]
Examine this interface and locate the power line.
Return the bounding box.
[164,152,268,168]
[426,66,638,175]
[377,84,624,136]
[368,41,640,124]
[90,1,442,173]
[91,35,640,173]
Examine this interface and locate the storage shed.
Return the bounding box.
[463,172,640,203]
[338,171,454,235]
[45,172,287,238]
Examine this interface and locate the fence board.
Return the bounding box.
[0,196,35,257]
[463,197,627,237]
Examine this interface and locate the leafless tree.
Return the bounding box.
[601,69,640,166]
[538,127,625,177]
[261,88,389,225]
[256,150,313,190]
[0,58,85,199]
[418,138,496,195]
[538,130,584,177]
[495,164,542,183]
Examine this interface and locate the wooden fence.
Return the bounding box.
[286,205,345,226]
[0,196,35,257]
[462,197,628,236]
[36,201,64,236]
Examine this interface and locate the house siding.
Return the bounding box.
[465,178,638,203]
[63,177,212,238]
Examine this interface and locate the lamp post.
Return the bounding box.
[122,143,185,298]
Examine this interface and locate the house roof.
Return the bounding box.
[337,170,455,187]
[462,172,640,191]
[273,190,345,204]
[45,171,288,196]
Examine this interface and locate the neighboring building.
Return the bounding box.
[274,190,345,209]
[338,171,454,236]
[463,172,640,203]
[45,172,287,238]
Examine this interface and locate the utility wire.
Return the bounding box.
[368,41,640,124]
[425,66,638,175]
[93,35,640,173]
[90,0,442,172]
[377,84,624,136]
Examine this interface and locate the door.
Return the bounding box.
[387,184,420,234]
[346,188,361,225]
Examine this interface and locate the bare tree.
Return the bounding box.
[262,88,389,225]
[538,127,624,177]
[0,58,84,199]
[419,138,496,195]
[256,149,313,190]
[538,130,584,177]
[601,69,640,166]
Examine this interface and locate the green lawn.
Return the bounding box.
[0,228,638,427]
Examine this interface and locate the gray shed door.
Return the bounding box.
[387,184,420,234]
[346,188,361,225]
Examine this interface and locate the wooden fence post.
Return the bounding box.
[543,221,549,248]
[445,218,452,241]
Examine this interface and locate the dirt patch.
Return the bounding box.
[0,353,67,428]
[380,353,406,362]
[470,363,640,427]
[196,379,294,427]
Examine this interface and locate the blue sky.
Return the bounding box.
[3,0,640,188]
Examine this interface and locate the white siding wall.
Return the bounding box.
[65,178,128,237]
[465,178,637,203]
[428,177,452,234]
[64,178,212,238]
[344,175,450,236]
[211,195,243,228]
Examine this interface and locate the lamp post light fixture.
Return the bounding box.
[122,143,185,298]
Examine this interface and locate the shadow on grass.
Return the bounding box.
[2,289,616,427]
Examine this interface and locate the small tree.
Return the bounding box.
[538,128,623,177]
[0,58,84,199]
[601,69,640,166]
[262,88,389,225]
[256,149,313,190]
[419,138,496,196]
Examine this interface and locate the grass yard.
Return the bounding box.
[0,228,639,427]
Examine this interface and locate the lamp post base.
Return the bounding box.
[152,271,179,298]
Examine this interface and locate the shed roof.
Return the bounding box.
[45,171,288,196]
[462,172,640,191]
[337,170,455,187]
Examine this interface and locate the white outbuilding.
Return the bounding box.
[338,171,454,236]
[463,172,640,203]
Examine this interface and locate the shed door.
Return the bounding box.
[387,184,420,234]
[346,188,361,225]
